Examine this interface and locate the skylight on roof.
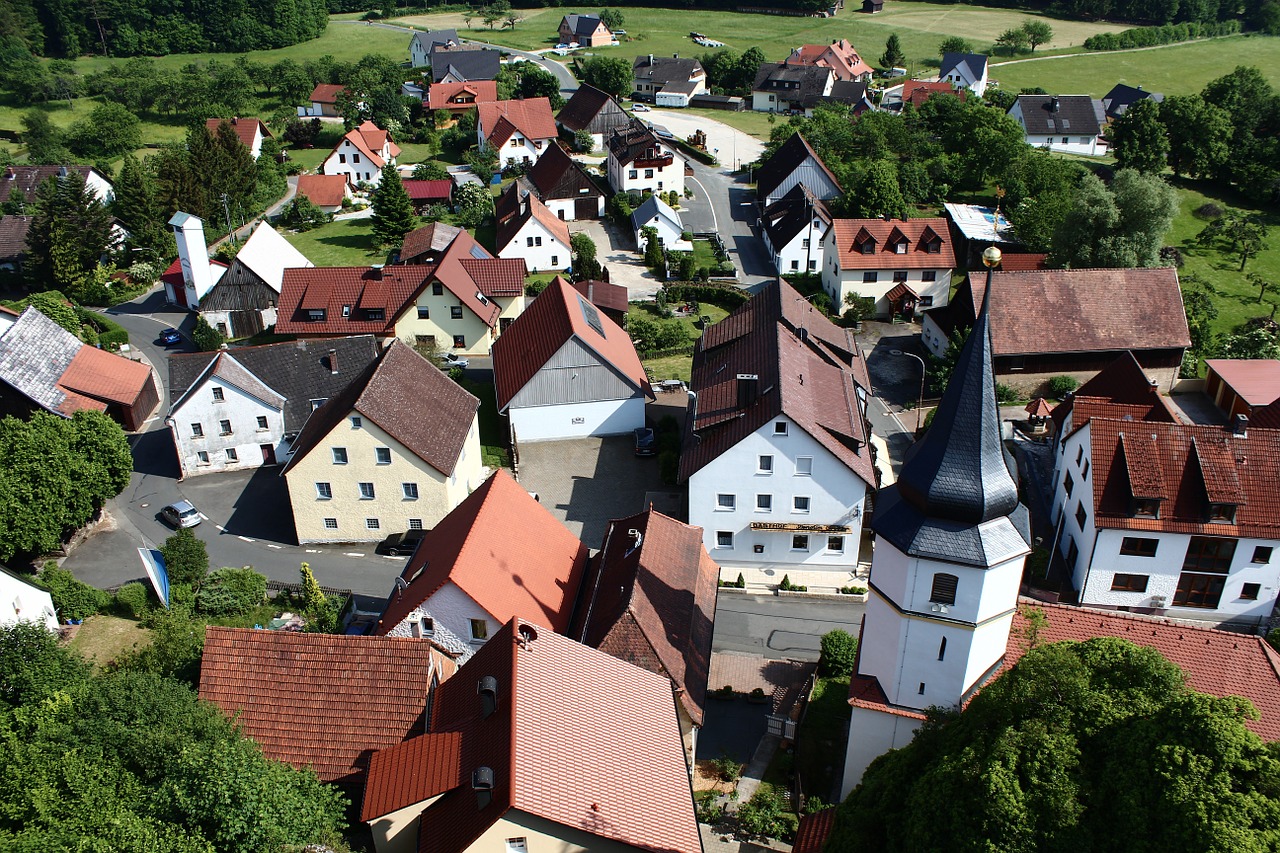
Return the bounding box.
[469,246,488,259]
[578,295,604,336]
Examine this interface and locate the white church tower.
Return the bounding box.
[168,211,216,308]
[842,247,1032,796]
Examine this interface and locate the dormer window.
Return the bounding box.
[1132,499,1160,518]
[1208,503,1237,523]
[307,309,326,321]
[925,238,942,253]
[894,241,907,254]
[859,240,874,254]
[366,308,385,321]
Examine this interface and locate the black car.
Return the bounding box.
[634,427,656,456]
[158,328,183,346]
[378,528,428,556]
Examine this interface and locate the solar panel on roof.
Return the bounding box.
[578,295,604,336]
[469,246,488,259]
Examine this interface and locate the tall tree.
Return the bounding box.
[370,165,415,247]
[19,110,70,163]
[849,161,906,220]
[995,27,1030,54]
[937,36,973,55]
[1160,95,1232,178]
[113,154,171,260]
[599,8,625,31]
[880,33,905,69]
[1021,20,1053,52]
[571,231,601,281]
[1052,170,1176,269]
[1109,97,1169,174]
[581,56,632,98]
[66,101,141,158]
[24,171,114,295]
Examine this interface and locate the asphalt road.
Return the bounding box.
[711,592,866,662]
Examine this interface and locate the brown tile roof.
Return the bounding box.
[281,340,479,478]
[830,217,955,272]
[556,84,630,137]
[1253,398,1280,430]
[964,268,1190,357]
[570,279,629,314]
[204,116,270,149]
[1206,359,1280,408]
[524,143,605,204]
[457,257,525,296]
[402,179,452,204]
[198,627,457,783]
[427,80,498,111]
[0,165,107,204]
[478,98,557,146]
[571,509,719,725]
[1087,417,1280,539]
[427,229,511,325]
[608,118,673,169]
[276,265,428,335]
[1049,352,1179,432]
[310,83,346,103]
[401,222,463,264]
[996,252,1049,271]
[295,174,349,207]
[0,215,31,260]
[362,619,701,853]
[58,345,153,408]
[376,469,589,636]
[793,809,837,853]
[679,279,876,486]
[852,599,1280,742]
[787,39,873,80]
[491,276,650,410]
[494,182,570,255]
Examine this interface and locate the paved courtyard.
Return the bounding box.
[573,218,664,300]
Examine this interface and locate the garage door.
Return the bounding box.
[575,196,600,220]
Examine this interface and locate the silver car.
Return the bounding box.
[161,500,202,528]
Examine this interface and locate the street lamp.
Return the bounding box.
[891,348,927,432]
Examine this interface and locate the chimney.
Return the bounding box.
[1231,413,1248,438]
[648,53,654,65]
[371,264,384,280]
[478,675,498,718]
[737,373,759,410]
[328,348,338,374]
[472,766,495,809]
[231,116,238,125]
[1050,96,1060,112]
[3,166,12,181]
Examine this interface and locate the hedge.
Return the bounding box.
[669,136,719,167]
[76,307,130,351]
[1084,20,1239,50]
[663,284,750,310]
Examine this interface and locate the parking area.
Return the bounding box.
[515,433,679,544]
[179,466,297,544]
[572,218,663,300]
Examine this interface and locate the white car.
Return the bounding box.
[441,352,470,369]
[632,103,651,112]
[161,500,201,529]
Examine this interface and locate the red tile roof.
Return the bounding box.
[198,627,457,783]
[281,340,479,478]
[58,345,153,408]
[204,116,270,149]
[830,218,956,272]
[362,619,702,853]
[457,256,525,296]
[787,39,873,80]
[330,120,401,171]
[793,809,837,853]
[1087,416,1280,539]
[376,469,589,636]
[295,174,349,207]
[1206,359,1280,408]
[1050,352,1179,432]
[679,279,876,487]
[491,276,650,410]
[428,80,498,111]
[276,265,428,335]
[903,80,966,107]
[401,222,463,264]
[571,509,719,725]
[310,83,346,104]
[494,182,570,255]
[478,98,558,146]
[402,179,452,203]
[995,252,1049,271]
[851,600,1280,742]
[570,279,629,314]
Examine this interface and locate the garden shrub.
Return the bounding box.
[37,563,110,621]
[736,788,796,841]
[114,581,150,619]
[995,383,1020,403]
[1047,375,1079,398]
[820,629,859,676]
[160,528,209,586]
[196,567,267,616]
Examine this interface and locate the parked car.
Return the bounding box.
[631,103,651,112]
[634,427,656,456]
[378,528,428,556]
[441,352,469,369]
[158,328,183,346]
[161,500,201,528]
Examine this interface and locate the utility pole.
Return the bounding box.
[221,193,236,244]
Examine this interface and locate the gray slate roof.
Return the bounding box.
[0,215,31,261]
[168,335,380,433]
[630,194,682,234]
[633,55,704,86]
[1013,94,1102,137]
[1101,83,1164,120]
[431,47,501,83]
[562,14,603,38]
[0,306,83,414]
[938,52,988,82]
[870,274,1031,567]
[413,29,460,53]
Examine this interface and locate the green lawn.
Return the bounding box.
[796,676,852,806]
[643,353,693,384]
[632,300,730,383]
[991,34,1280,97]
[460,378,512,469]
[281,217,385,266]
[670,107,781,141]
[68,614,152,669]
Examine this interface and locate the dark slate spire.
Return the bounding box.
[895,263,1019,524]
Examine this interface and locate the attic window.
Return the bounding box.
[894,241,907,254]
[307,309,326,321]
[1208,503,1237,524]
[342,305,351,317]
[925,238,941,253]
[1132,498,1160,519]
[859,240,874,255]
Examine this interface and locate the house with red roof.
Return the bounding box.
[568,279,627,325]
[399,222,463,266]
[492,276,652,442]
[295,174,351,213]
[204,116,271,159]
[199,626,458,788]
[680,279,877,572]
[376,468,590,656]
[1047,351,1179,439]
[321,120,401,187]
[494,183,570,273]
[280,340,483,544]
[476,98,558,170]
[821,217,956,319]
[785,39,874,82]
[883,80,966,112]
[305,82,345,117]
[401,179,452,213]
[427,79,498,114]
[360,618,701,853]
[1205,359,1280,421]
[0,306,158,431]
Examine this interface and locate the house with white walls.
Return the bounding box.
[1,566,57,631]
[821,218,956,319]
[938,52,989,97]
[1008,94,1105,156]
[753,133,842,208]
[320,121,401,187]
[166,336,379,479]
[494,183,570,273]
[680,279,877,572]
[204,117,271,160]
[476,98,558,170]
[375,468,589,658]
[519,143,606,221]
[607,118,684,196]
[762,184,833,276]
[630,194,687,251]
[492,277,652,443]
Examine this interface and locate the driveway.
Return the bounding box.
[515,433,675,545]
[643,109,764,172]
[573,218,664,300]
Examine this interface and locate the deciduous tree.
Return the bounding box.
[849,161,906,220]
[1109,97,1169,174]
[160,527,209,586]
[1159,95,1232,178]
[454,181,493,229]
[599,8,625,31]
[582,55,633,98]
[937,36,973,55]
[1021,20,1053,52]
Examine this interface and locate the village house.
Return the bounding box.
[762,184,833,275]
[199,627,458,789]
[555,84,631,151]
[1009,94,1105,156]
[938,51,989,97]
[518,143,606,221]
[1101,82,1164,121]
[821,217,956,319]
[476,98,558,170]
[280,340,484,544]
[681,279,877,572]
[0,306,158,431]
[632,54,706,103]
[492,277,652,443]
[165,335,379,479]
[494,183,571,273]
[569,279,628,326]
[430,45,501,83]
[197,222,313,340]
[304,83,345,117]
[0,216,31,274]
[1204,359,1280,421]
[630,193,687,251]
[1,565,57,631]
[1047,351,1180,440]
[784,39,874,82]
[754,132,842,208]
[321,120,401,187]
[360,619,702,853]
[398,222,463,265]
[607,118,685,196]
[375,468,589,656]
[558,13,614,47]
[409,29,461,68]
[204,116,271,160]
[1,164,114,205]
[294,174,351,214]
[920,267,1189,394]
[570,508,719,764]
[882,80,967,112]
[401,179,452,213]
[426,80,498,115]
[751,63,836,115]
